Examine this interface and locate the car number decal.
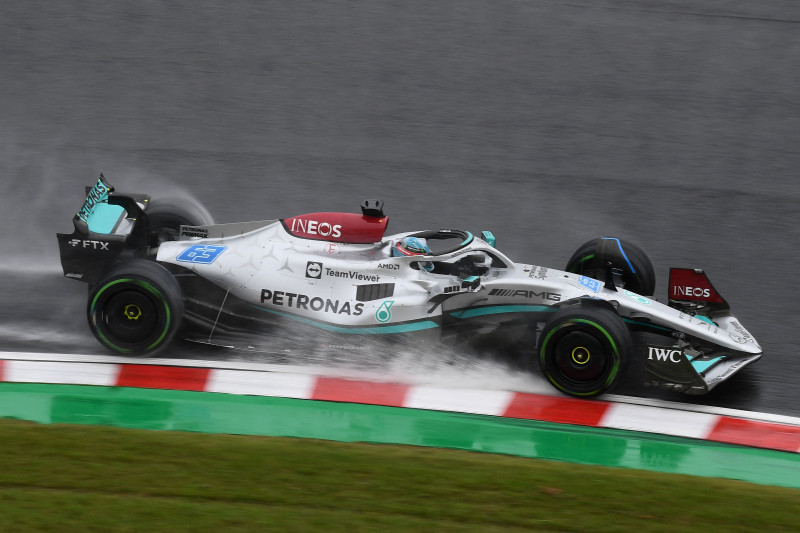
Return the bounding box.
[579,276,600,293]
[176,244,227,264]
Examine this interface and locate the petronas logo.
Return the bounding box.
[375,300,394,323]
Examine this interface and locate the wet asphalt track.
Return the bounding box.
[1,1,799,417]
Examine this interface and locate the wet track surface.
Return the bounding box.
[1,1,799,417]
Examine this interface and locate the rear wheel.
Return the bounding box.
[538,305,632,397]
[146,197,214,245]
[88,259,183,356]
[565,237,655,295]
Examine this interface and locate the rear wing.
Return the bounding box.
[56,174,151,284]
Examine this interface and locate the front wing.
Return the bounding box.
[644,344,762,394]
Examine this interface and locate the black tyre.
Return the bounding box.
[146,197,214,245]
[565,237,656,295]
[538,304,632,397]
[88,259,184,356]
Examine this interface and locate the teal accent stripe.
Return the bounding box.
[693,315,717,326]
[251,305,439,335]
[691,357,725,374]
[450,305,555,319]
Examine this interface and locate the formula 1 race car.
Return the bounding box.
[57,175,762,397]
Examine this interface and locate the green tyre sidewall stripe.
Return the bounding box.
[540,318,621,397]
[90,278,172,353]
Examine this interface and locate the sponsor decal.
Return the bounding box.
[176,244,227,264]
[489,288,561,301]
[306,261,323,279]
[375,300,394,323]
[260,289,364,316]
[291,218,342,238]
[677,313,718,334]
[530,266,548,280]
[65,273,84,279]
[180,226,209,238]
[324,243,340,254]
[325,268,381,282]
[77,178,110,223]
[673,286,711,299]
[579,275,600,293]
[377,263,399,270]
[69,239,110,250]
[668,268,725,303]
[729,333,749,344]
[320,344,368,351]
[624,290,651,305]
[647,346,683,364]
[709,359,749,384]
[728,320,755,344]
[444,286,461,294]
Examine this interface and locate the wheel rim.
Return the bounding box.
[91,280,171,353]
[100,289,160,344]
[552,331,608,383]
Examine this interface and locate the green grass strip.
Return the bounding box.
[1,415,798,532]
[2,382,799,490]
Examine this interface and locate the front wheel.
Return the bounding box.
[565,237,655,296]
[88,259,183,356]
[538,304,632,397]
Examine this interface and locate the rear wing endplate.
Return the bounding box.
[56,174,151,284]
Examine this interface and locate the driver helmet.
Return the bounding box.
[392,236,434,272]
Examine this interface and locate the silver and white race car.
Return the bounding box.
[57,176,762,397]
